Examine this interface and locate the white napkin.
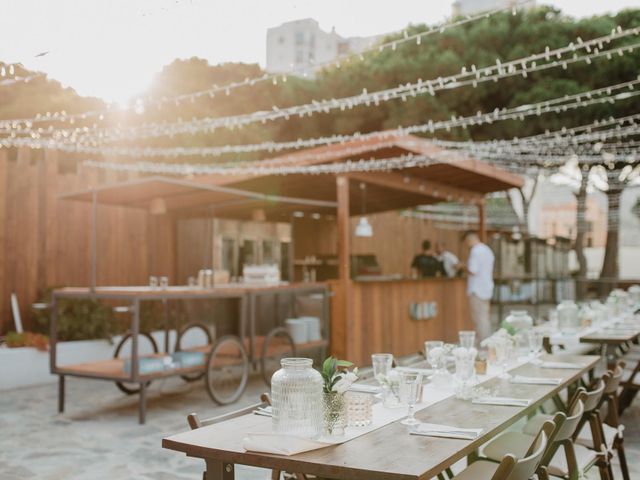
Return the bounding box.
[472,396,531,407]
[395,366,433,376]
[242,433,332,456]
[411,422,482,440]
[510,375,562,385]
[348,383,381,394]
[540,361,582,369]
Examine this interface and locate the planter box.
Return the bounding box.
[0,330,179,391]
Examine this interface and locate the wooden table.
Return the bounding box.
[162,354,598,480]
[580,326,640,367]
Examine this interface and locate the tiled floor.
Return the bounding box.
[1,373,638,479]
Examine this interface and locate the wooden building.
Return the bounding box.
[0,135,523,366]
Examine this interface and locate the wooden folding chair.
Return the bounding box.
[596,362,630,480]
[452,420,554,480]
[187,393,309,480]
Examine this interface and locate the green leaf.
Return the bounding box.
[336,360,353,368]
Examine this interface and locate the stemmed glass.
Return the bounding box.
[424,341,445,372]
[494,337,513,380]
[528,330,544,365]
[399,371,422,426]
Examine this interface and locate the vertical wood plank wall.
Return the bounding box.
[0,148,176,334]
[293,211,470,278]
[329,278,473,365]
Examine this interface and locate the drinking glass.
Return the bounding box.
[494,337,513,380]
[399,371,422,426]
[149,276,158,289]
[424,341,445,371]
[346,391,373,427]
[459,331,476,349]
[371,353,393,383]
[528,330,544,365]
[159,276,169,289]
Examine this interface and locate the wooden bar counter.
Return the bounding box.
[328,277,472,365]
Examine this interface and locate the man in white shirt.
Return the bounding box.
[458,231,495,341]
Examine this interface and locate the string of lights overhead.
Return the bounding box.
[80,147,639,178]
[0,0,535,129]
[4,75,639,164]
[2,27,638,145]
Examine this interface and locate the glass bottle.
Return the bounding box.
[271,358,323,439]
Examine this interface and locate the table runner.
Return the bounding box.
[242,356,542,455]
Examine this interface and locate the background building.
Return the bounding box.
[266,18,381,77]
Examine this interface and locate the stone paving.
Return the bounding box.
[1,373,639,479]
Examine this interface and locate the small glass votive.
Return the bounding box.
[345,391,373,427]
[149,276,158,289]
[159,276,169,289]
[459,330,476,349]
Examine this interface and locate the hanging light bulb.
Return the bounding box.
[355,217,373,237]
[354,183,373,237]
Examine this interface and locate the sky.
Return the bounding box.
[0,0,638,103]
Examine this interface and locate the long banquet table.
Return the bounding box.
[162,353,599,480]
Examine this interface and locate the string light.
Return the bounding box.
[2,27,638,144]
[71,32,640,143]
[6,76,639,162]
[80,148,639,177]
[0,0,535,129]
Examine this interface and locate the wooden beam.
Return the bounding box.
[478,200,487,242]
[346,171,483,204]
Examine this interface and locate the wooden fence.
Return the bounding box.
[0,148,176,334]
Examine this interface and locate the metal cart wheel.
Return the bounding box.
[113,332,159,395]
[261,327,296,386]
[174,322,214,382]
[205,335,249,405]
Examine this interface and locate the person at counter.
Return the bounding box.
[435,241,460,277]
[457,231,495,340]
[411,240,446,278]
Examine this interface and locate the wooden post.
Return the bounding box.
[0,150,6,334]
[336,176,351,283]
[334,176,352,359]
[477,199,487,243]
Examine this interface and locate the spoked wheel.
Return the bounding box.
[175,322,214,382]
[205,335,249,405]
[261,327,296,386]
[113,332,159,395]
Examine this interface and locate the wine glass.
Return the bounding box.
[459,331,476,349]
[528,330,544,365]
[399,371,422,426]
[494,337,513,380]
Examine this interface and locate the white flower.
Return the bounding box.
[332,377,350,394]
[344,371,358,384]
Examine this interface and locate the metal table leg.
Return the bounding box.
[139,381,147,425]
[58,375,65,413]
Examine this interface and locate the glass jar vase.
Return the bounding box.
[504,310,533,332]
[323,391,347,436]
[557,300,579,334]
[271,358,323,439]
